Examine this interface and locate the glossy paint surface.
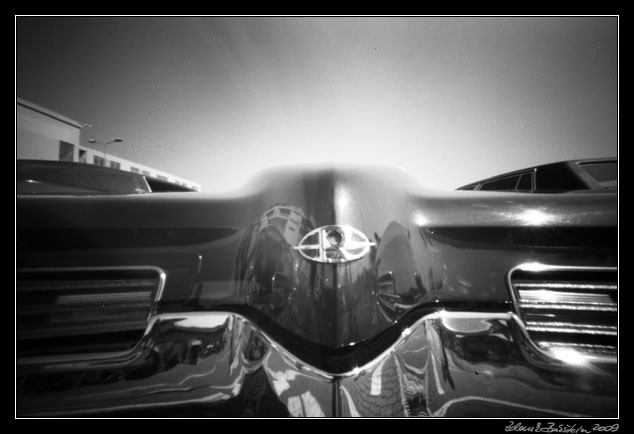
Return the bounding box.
[16,165,618,416]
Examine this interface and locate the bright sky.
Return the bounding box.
[16,16,618,192]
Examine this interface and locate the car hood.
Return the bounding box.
[17,166,617,363]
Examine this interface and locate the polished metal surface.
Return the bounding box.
[16,310,617,417]
[508,263,617,358]
[518,290,616,307]
[17,265,167,303]
[294,225,376,264]
[18,312,334,417]
[17,266,166,363]
[16,165,618,417]
[339,310,616,417]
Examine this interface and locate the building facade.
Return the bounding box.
[16,98,201,191]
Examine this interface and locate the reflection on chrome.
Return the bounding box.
[516,261,552,272]
[412,211,429,227]
[174,315,228,330]
[508,262,618,362]
[294,225,376,264]
[17,310,617,417]
[548,347,590,366]
[431,396,586,418]
[287,391,325,417]
[270,369,298,395]
[339,385,362,417]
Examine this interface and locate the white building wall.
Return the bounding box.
[77,145,201,191]
[17,98,201,191]
[16,102,81,161]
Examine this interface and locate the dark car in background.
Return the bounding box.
[16,163,617,417]
[17,160,198,195]
[457,158,617,193]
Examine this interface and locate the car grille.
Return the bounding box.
[17,267,164,359]
[509,265,617,357]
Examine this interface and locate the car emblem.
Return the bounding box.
[294,225,376,264]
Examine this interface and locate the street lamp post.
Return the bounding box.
[87,138,124,165]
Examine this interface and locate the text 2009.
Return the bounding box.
[593,425,619,433]
[505,422,618,433]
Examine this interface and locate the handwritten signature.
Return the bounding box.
[505,422,619,433]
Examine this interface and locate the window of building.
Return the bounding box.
[142,170,151,176]
[130,167,140,173]
[480,175,520,191]
[110,161,121,170]
[156,175,168,181]
[78,149,87,163]
[58,141,74,162]
[93,156,105,166]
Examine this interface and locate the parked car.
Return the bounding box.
[16,164,617,417]
[17,159,197,195]
[457,158,617,193]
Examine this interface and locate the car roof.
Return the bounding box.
[457,157,617,190]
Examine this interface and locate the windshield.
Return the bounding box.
[579,161,618,188]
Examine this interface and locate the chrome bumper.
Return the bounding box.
[17,311,617,417]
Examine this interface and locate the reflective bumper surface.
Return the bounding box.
[17,311,617,417]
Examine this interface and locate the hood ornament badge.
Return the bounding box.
[294,225,376,264]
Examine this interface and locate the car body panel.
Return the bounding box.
[16,165,618,417]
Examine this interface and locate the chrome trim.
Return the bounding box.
[56,291,153,304]
[536,342,617,355]
[17,310,617,417]
[526,325,617,336]
[518,290,615,304]
[16,266,167,303]
[17,265,166,365]
[525,321,617,331]
[194,252,203,274]
[508,263,618,273]
[18,309,615,374]
[293,225,376,264]
[519,303,617,312]
[515,282,617,291]
[506,262,617,314]
[506,262,617,359]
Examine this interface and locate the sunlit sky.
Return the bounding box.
[16,16,618,192]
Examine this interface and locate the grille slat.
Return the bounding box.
[525,322,617,335]
[18,320,150,340]
[513,281,617,291]
[18,278,159,292]
[518,289,614,305]
[17,267,164,358]
[510,265,617,357]
[519,303,617,312]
